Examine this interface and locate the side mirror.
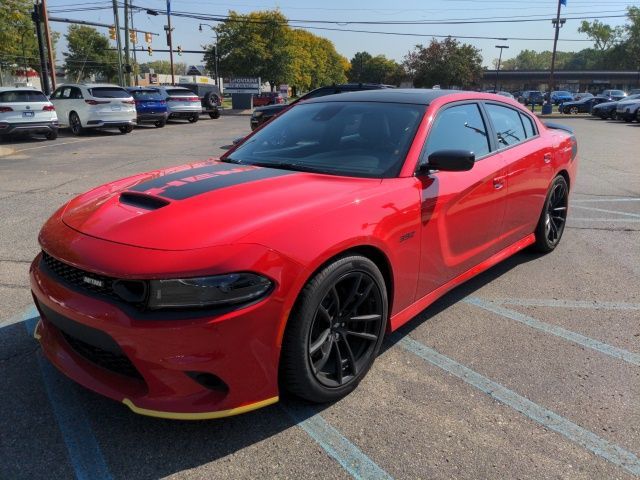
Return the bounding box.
[418,149,475,174]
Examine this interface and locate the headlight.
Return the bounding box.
[148,273,273,310]
[252,111,263,118]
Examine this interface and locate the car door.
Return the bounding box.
[483,102,553,248]
[415,102,507,299]
[52,86,72,125]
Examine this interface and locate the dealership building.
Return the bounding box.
[482,70,640,93]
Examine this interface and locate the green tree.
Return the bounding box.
[348,51,402,85]
[139,60,187,75]
[578,20,622,51]
[204,10,292,90]
[404,37,482,88]
[63,25,118,82]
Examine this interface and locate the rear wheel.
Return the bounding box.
[154,119,166,128]
[280,255,388,403]
[532,175,569,253]
[209,110,220,119]
[69,112,83,136]
[45,129,58,140]
[188,115,199,123]
[569,106,579,114]
[119,125,133,134]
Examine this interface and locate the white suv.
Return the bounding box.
[156,86,201,123]
[0,87,58,141]
[50,83,136,135]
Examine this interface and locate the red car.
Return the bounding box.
[252,92,285,107]
[31,90,577,419]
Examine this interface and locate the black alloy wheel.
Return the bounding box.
[69,112,83,136]
[533,175,569,252]
[154,119,166,128]
[569,106,579,114]
[280,255,388,402]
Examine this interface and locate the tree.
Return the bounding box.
[348,51,402,85]
[63,25,118,82]
[578,20,622,51]
[404,37,482,89]
[139,61,187,75]
[204,10,292,90]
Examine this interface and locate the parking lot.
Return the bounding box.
[1,115,639,479]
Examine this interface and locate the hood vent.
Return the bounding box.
[119,191,170,210]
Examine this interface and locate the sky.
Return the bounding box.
[46,0,640,71]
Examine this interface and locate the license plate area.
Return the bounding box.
[23,111,35,118]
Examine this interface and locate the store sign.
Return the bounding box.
[225,77,261,94]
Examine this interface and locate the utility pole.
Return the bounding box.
[32,3,51,94]
[123,0,130,86]
[165,0,175,85]
[548,0,565,93]
[130,7,138,85]
[111,0,124,86]
[41,0,56,92]
[494,45,509,92]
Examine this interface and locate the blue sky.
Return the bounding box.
[47,0,639,69]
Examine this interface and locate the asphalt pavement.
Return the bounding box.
[0,114,639,479]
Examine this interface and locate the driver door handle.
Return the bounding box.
[544,153,552,164]
[493,176,505,190]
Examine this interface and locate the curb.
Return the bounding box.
[221,109,252,116]
[0,146,16,158]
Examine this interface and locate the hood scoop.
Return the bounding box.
[119,191,170,210]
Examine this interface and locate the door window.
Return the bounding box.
[70,87,83,99]
[485,104,527,148]
[61,87,72,99]
[424,103,490,160]
[520,113,536,138]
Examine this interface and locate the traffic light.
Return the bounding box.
[144,32,152,43]
[147,46,153,56]
[177,46,183,56]
[108,26,116,40]
[129,30,137,43]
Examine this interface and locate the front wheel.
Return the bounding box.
[119,125,133,134]
[569,106,579,114]
[69,112,84,136]
[188,115,199,123]
[45,129,58,140]
[532,175,569,253]
[280,255,388,403]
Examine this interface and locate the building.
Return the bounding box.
[483,70,640,93]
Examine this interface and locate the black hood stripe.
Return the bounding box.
[129,164,295,200]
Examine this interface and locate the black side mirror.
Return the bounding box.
[418,149,475,174]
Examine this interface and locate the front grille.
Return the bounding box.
[61,331,143,380]
[42,251,118,299]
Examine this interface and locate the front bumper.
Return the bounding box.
[0,120,58,135]
[30,233,303,418]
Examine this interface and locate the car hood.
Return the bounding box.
[594,101,618,108]
[61,160,379,250]
[617,99,640,107]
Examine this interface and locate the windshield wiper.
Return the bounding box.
[244,161,333,174]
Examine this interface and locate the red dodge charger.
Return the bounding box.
[31,89,577,419]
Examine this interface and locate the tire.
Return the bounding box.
[280,255,388,403]
[154,119,166,128]
[69,112,84,136]
[209,110,221,119]
[45,129,58,140]
[563,107,570,114]
[569,106,579,114]
[119,125,133,134]
[203,91,219,109]
[188,115,199,123]
[532,175,569,253]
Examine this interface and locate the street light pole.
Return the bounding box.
[165,0,175,85]
[494,45,509,92]
[199,23,219,86]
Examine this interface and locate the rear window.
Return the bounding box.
[611,90,625,96]
[89,87,131,98]
[166,89,194,96]
[0,90,49,103]
[130,89,163,100]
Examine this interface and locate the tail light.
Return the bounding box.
[122,100,135,105]
[85,99,110,105]
[167,97,179,102]
[0,106,13,112]
[188,97,200,102]
[43,105,55,111]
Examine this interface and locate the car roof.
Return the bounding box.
[304,88,474,105]
[0,87,44,92]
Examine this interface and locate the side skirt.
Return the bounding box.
[389,233,535,331]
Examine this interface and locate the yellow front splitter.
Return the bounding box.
[122,396,279,420]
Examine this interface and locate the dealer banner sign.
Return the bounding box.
[225,77,261,94]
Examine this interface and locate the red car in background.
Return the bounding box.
[31,90,577,419]
[252,91,285,107]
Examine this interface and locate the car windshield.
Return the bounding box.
[0,90,49,102]
[554,91,571,96]
[89,87,130,98]
[225,101,424,178]
[131,89,163,100]
[611,90,625,96]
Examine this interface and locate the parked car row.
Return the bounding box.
[0,83,221,141]
[591,94,640,121]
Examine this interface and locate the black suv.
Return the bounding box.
[177,83,222,119]
[250,83,394,130]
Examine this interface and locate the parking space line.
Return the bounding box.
[573,198,640,203]
[571,205,640,219]
[12,139,93,153]
[569,218,640,223]
[465,297,640,367]
[23,310,113,480]
[491,298,640,311]
[283,404,393,480]
[396,335,640,477]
